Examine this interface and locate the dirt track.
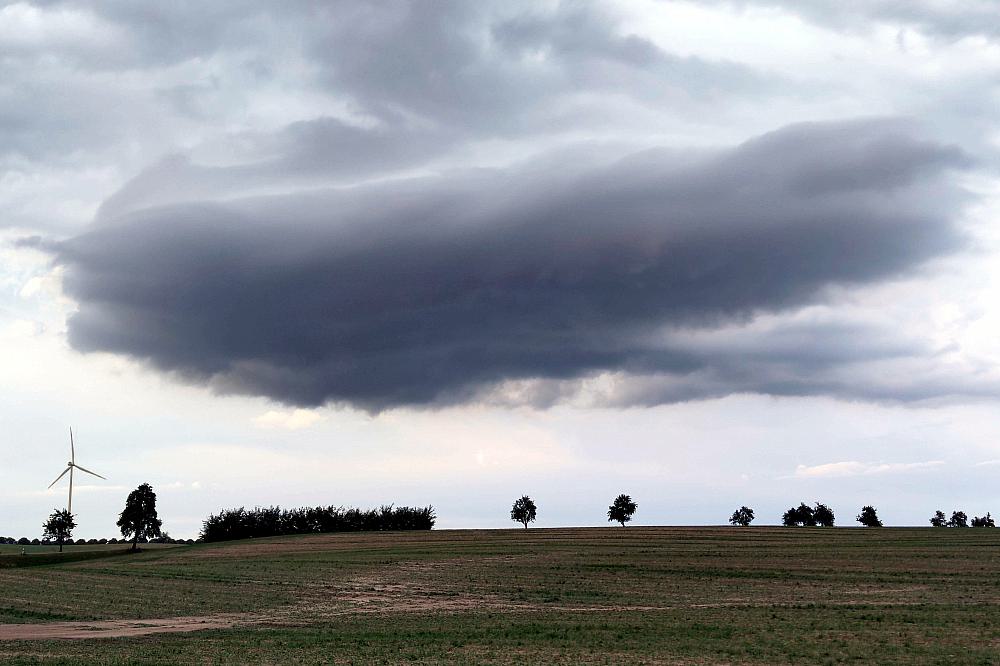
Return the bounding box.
[0,615,246,640]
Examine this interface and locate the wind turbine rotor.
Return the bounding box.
[47,467,71,489]
[73,464,106,480]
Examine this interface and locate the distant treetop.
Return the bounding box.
[510,496,537,529]
[856,505,882,527]
[729,506,754,526]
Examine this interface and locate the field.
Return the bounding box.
[0,527,999,664]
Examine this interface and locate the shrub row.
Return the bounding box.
[0,536,195,546]
[199,504,436,542]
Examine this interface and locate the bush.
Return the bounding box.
[16,538,29,546]
[199,504,436,542]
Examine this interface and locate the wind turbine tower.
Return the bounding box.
[48,428,106,514]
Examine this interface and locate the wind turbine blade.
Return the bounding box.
[73,464,105,480]
[70,428,75,463]
[48,467,71,489]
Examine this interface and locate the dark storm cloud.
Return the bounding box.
[56,119,971,410]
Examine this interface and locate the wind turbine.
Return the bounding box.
[47,428,106,514]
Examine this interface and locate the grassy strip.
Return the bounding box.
[0,549,136,569]
[2,606,1000,664]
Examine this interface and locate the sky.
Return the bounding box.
[2,0,999,539]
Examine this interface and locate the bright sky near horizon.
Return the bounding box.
[1,0,999,539]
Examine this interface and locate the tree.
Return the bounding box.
[856,505,882,527]
[947,511,968,528]
[510,496,537,529]
[813,503,835,527]
[930,510,947,527]
[729,506,755,526]
[607,494,637,526]
[971,513,995,528]
[42,509,76,553]
[782,502,816,527]
[117,483,162,551]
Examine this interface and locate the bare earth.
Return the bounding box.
[0,560,963,641]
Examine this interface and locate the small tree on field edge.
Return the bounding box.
[971,513,995,527]
[608,494,637,527]
[510,496,537,529]
[930,510,947,527]
[42,509,75,552]
[813,502,835,527]
[117,483,162,551]
[948,511,968,528]
[856,505,882,527]
[729,506,754,526]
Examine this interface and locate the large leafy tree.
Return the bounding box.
[929,510,947,527]
[729,506,754,526]
[782,503,816,527]
[117,483,162,551]
[510,496,537,529]
[42,509,76,552]
[948,511,968,528]
[856,505,882,527]
[607,494,637,527]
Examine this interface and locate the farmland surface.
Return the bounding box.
[0,527,999,664]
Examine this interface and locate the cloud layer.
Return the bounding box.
[57,118,971,410]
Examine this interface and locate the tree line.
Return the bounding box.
[32,482,164,552]
[13,485,996,545]
[199,504,436,542]
[0,536,191,547]
[755,504,993,528]
[8,483,436,549]
[509,496,997,529]
[511,494,639,528]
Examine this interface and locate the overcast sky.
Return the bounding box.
[2,0,999,539]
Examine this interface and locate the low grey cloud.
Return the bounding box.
[712,0,1000,41]
[95,119,455,222]
[0,0,790,231]
[302,1,775,133]
[56,119,972,411]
